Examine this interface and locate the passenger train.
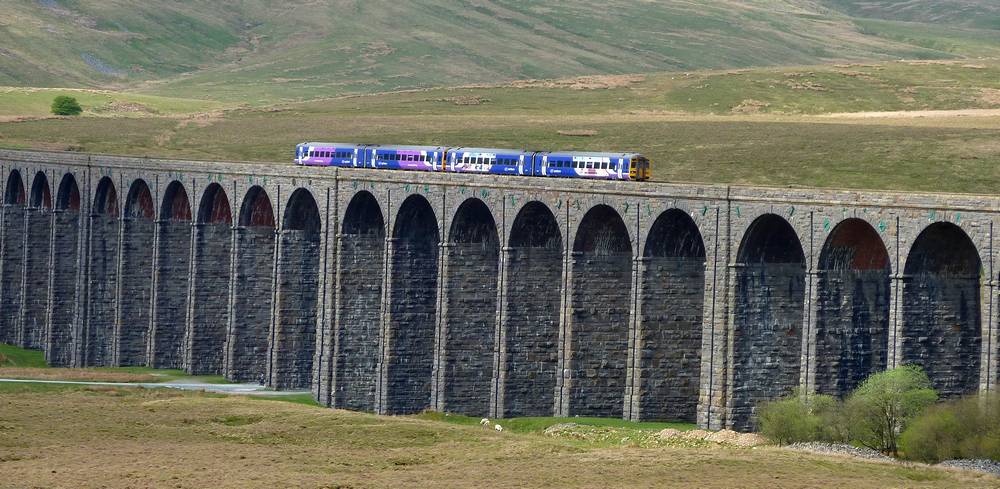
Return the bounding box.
[294,143,652,182]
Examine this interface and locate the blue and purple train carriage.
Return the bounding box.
[294,143,652,182]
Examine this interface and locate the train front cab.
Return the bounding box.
[630,155,651,181]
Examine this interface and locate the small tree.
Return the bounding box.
[900,393,1000,463]
[757,391,838,445]
[51,95,82,116]
[844,365,937,456]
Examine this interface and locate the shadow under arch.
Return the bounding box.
[224,186,276,383]
[502,201,563,417]
[0,170,27,345]
[333,191,385,411]
[20,172,53,349]
[731,213,805,431]
[46,173,84,366]
[116,179,156,366]
[29,171,51,209]
[187,183,233,375]
[384,193,439,414]
[636,208,706,422]
[82,177,120,366]
[149,181,194,369]
[814,218,890,397]
[902,221,981,397]
[4,170,25,205]
[566,204,631,417]
[440,198,499,416]
[269,187,321,390]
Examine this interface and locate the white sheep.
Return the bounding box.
[494,424,503,432]
[480,418,490,428]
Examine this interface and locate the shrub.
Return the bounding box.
[51,95,82,116]
[757,391,838,445]
[843,365,937,456]
[900,394,1000,463]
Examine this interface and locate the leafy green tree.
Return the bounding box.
[844,365,937,456]
[51,95,82,116]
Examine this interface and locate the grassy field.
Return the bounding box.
[0,343,229,383]
[2,60,999,194]
[0,386,994,488]
[0,87,228,119]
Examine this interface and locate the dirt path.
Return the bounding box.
[819,108,1000,119]
[0,377,308,396]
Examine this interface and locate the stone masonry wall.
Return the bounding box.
[116,218,153,366]
[271,231,319,390]
[45,210,80,366]
[385,240,438,414]
[442,242,498,416]
[902,274,981,397]
[186,223,231,374]
[568,253,631,417]
[0,205,25,345]
[502,248,562,417]
[149,221,192,369]
[334,233,383,411]
[225,227,274,382]
[731,264,805,431]
[814,269,889,396]
[19,209,51,349]
[84,214,118,366]
[637,257,704,422]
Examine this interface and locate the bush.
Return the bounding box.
[757,391,838,445]
[51,95,82,116]
[900,394,1000,463]
[843,365,937,456]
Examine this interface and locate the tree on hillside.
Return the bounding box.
[51,96,82,116]
[844,365,938,456]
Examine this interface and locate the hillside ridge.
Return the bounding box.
[2,0,998,102]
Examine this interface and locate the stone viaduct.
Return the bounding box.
[0,149,996,431]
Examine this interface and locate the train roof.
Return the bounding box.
[298,142,363,148]
[449,147,530,155]
[542,151,646,159]
[372,145,450,152]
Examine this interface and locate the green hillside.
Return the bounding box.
[3,0,999,104]
[822,0,1000,29]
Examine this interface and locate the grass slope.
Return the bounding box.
[0,343,46,368]
[0,87,227,118]
[823,0,1000,29]
[3,0,1000,104]
[0,387,992,487]
[2,61,999,194]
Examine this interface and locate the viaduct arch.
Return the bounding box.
[1,149,998,432]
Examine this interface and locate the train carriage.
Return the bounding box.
[447,147,534,176]
[295,142,362,167]
[538,151,650,181]
[295,142,651,181]
[369,145,447,172]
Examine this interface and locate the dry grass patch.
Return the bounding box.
[0,367,159,383]
[0,387,994,488]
